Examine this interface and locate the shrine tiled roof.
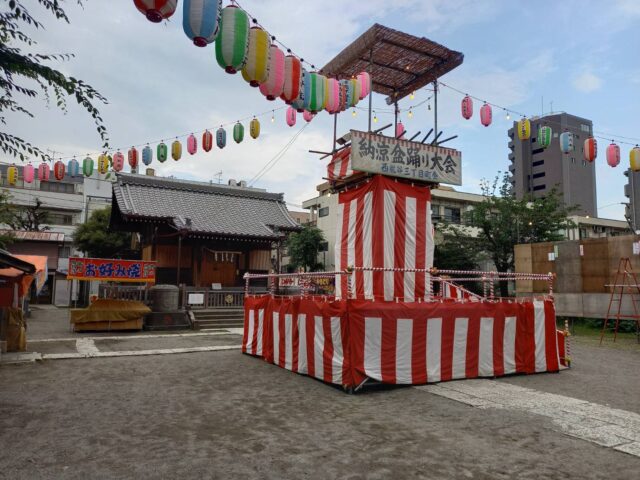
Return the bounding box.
[111,174,299,240]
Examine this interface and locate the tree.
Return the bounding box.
[434,226,483,272]
[73,207,131,258]
[286,225,325,272]
[8,197,49,231]
[0,190,15,248]
[462,173,577,296]
[1,0,108,161]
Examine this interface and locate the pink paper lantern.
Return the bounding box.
[357,71,371,100]
[286,107,297,127]
[187,133,197,155]
[259,45,285,101]
[113,151,124,172]
[325,78,340,113]
[461,94,473,120]
[38,162,50,182]
[480,103,492,127]
[396,122,405,138]
[281,55,302,104]
[607,142,620,167]
[23,163,34,183]
[303,110,315,123]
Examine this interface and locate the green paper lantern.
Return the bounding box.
[233,122,244,144]
[157,142,168,163]
[215,5,249,74]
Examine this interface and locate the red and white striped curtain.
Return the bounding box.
[335,175,434,301]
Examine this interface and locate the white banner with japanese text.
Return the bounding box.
[350,130,462,185]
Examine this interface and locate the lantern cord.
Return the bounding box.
[438,81,640,147]
[232,0,318,71]
[249,123,310,186]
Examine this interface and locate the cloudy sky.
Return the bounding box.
[6,0,640,217]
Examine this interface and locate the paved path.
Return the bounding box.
[419,379,640,458]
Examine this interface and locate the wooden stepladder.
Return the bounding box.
[600,257,640,345]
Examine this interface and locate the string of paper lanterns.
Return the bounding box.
[442,81,638,170]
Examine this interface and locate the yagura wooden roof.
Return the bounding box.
[322,24,463,103]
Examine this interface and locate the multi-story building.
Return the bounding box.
[508,112,597,217]
[623,168,640,233]
[0,163,113,305]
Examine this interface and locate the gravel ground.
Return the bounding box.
[1,345,639,479]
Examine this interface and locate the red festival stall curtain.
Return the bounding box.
[243,296,561,389]
[335,175,434,301]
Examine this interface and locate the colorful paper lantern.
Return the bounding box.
[98,154,109,174]
[583,137,597,163]
[250,118,260,139]
[291,69,308,112]
[68,158,79,177]
[83,156,94,177]
[559,132,574,154]
[241,26,269,86]
[303,110,315,123]
[538,126,552,149]
[630,146,640,172]
[233,122,244,143]
[172,139,182,160]
[215,5,249,74]
[338,80,349,112]
[23,163,34,183]
[128,147,139,168]
[202,130,213,152]
[259,45,285,101]
[7,165,17,186]
[461,95,473,120]
[187,134,197,155]
[396,122,405,138]
[480,103,492,127]
[304,72,326,113]
[216,127,226,149]
[142,145,153,165]
[324,78,340,113]
[517,117,531,140]
[38,162,50,182]
[54,160,65,181]
[113,151,125,172]
[133,0,177,23]
[349,78,361,107]
[357,71,371,100]
[607,142,620,168]
[281,55,302,103]
[157,142,168,163]
[183,0,222,47]
[286,107,297,127]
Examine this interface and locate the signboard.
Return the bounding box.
[350,129,462,185]
[67,257,156,283]
[188,293,204,305]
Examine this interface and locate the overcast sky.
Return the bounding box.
[6,0,640,217]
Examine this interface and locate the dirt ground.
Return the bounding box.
[1,339,639,479]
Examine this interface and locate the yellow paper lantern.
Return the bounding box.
[241,26,270,87]
[630,145,640,172]
[250,118,260,139]
[7,164,18,185]
[517,117,531,140]
[172,139,182,161]
[98,154,109,174]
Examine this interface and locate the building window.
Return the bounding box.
[444,207,461,224]
[533,184,546,191]
[532,159,544,167]
[431,204,441,221]
[47,212,74,225]
[318,206,329,218]
[532,172,546,179]
[58,246,71,258]
[532,147,545,155]
[40,182,76,194]
[580,124,591,133]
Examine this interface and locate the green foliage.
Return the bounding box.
[73,207,131,258]
[434,226,483,272]
[286,225,325,272]
[0,189,15,248]
[0,0,108,161]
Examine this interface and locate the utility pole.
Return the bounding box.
[214,171,223,184]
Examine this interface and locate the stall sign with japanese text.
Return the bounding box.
[350,129,462,185]
[67,257,156,283]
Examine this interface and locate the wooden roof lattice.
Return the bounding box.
[322,24,463,103]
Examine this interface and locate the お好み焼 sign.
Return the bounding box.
[350,130,461,185]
